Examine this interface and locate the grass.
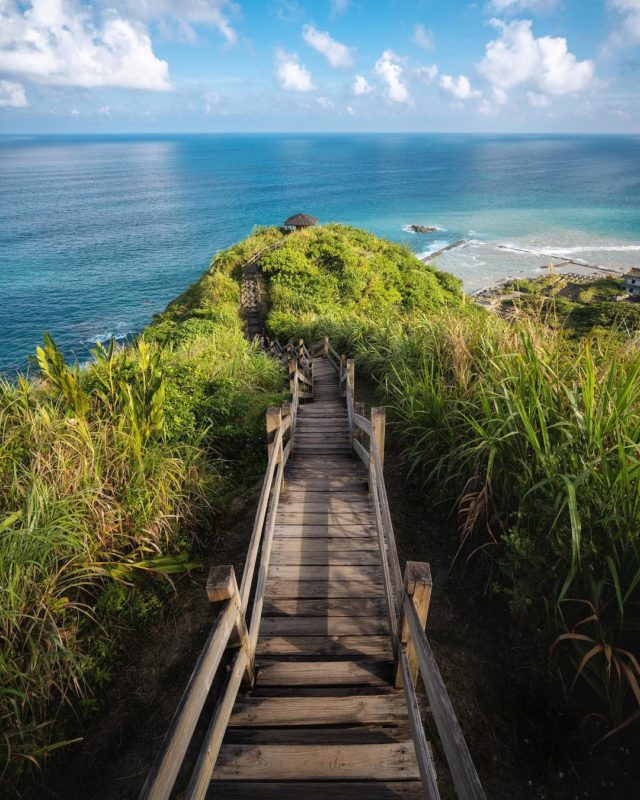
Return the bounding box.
[0,229,286,788]
[260,228,640,742]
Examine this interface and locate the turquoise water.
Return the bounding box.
[1,133,639,373]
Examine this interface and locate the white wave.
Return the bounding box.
[498,242,640,258]
[417,240,451,259]
[85,329,131,345]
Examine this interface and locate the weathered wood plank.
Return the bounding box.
[260,616,388,636]
[256,635,392,658]
[273,525,377,537]
[209,781,425,799]
[213,742,420,781]
[256,660,393,687]
[228,694,407,728]
[269,550,380,565]
[276,513,376,526]
[265,579,384,598]
[262,597,386,616]
[267,564,382,582]
[222,727,412,745]
[271,538,379,552]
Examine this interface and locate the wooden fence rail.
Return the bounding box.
[140,334,485,800]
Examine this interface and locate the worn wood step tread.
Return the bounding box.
[208,780,425,799]
[256,635,392,658]
[213,741,420,781]
[228,694,407,727]
[260,616,388,636]
[223,727,412,745]
[262,597,387,616]
[265,579,384,598]
[256,660,393,686]
[269,550,380,565]
[267,565,381,582]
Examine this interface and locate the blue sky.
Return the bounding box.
[0,0,639,133]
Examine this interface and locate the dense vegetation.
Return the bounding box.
[260,226,640,743]
[0,229,286,787]
[499,274,640,336]
[3,222,638,790]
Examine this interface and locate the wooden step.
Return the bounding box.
[223,726,411,745]
[256,635,392,658]
[209,780,425,799]
[267,565,381,582]
[273,525,377,537]
[262,597,386,616]
[213,741,420,780]
[269,550,380,565]
[265,579,384,598]
[228,694,407,727]
[260,616,388,637]
[276,514,376,526]
[271,538,379,552]
[256,660,392,687]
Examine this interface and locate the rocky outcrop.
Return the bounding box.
[408,224,438,233]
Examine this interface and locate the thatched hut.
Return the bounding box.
[283,213,318,230]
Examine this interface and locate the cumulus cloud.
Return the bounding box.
[374,50,410,104]
[415,64,439,83]
[102,0,239,45]
[0,79,27,107]
[316,95,335,109]
[413,23,434,51]
[440,74,481,101]
[487,0,559,11]
[352,74,373,95]
[477,19,594,101]
[608,0,640,41]
[274,48,315,91]
[302,25,353,68]
[0,0,171,90]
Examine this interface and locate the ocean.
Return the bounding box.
[1,133,639,373]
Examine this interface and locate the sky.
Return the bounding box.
[0,0,639,133]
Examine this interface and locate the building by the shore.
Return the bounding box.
[622,268,640,296]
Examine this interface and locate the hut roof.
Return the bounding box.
[623,268,640,279]
[284,213,318,227]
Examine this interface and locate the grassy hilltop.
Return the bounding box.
[2,224,639,790]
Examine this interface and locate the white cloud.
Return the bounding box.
[274,48,315,91]
[352,74,373,95]
[374,50,410,104]
[99,105,112,116]
[477,19,594,101]
[330,0,350,15]
[102,0,239,45]
[608,0,640,41]
[415,64,439,83]
[302,25,353,68]
[440,74,481,101]
[316,95,335,109]
[413,23,434,51]
[0,0,171,90]
[527,90,549,107]
[487,0,559,11]
[0,79,27,107]
[347,104,355,115]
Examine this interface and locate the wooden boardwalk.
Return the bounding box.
[212,357,422,797]
[140,338,485,800]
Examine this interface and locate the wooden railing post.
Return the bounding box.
[395,561,432,688]
[266,407,282,462]
[370,407,386,474]
[354,400,364,445]
[298,338,305,368]
[288,356,296,395]
[323,335,329,356]
[206,566,255,686]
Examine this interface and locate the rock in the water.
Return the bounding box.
[408,224,438,233]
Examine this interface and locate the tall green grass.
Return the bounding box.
[258,225,640,738]
[0,231,286,786]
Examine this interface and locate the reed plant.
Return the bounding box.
[0,236,286,786]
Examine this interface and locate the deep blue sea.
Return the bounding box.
[1,133,639,374]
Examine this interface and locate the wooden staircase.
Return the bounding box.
[211,356,423,797]
[140,338,485,800]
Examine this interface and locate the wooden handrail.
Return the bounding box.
[140,336,310,800]
[320,336,486,800]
